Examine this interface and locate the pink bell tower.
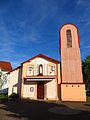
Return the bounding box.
[59,24,86,101]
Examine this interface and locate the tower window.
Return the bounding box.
[66,29,72,48]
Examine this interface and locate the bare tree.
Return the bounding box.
[0,69,7,90]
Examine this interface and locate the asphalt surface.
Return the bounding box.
[0,100,90,120]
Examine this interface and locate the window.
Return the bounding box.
[39,64,43,75]
[27,66,34,76]
[66,29,72,48]
[49,65,55,75]
[30,87,34,92]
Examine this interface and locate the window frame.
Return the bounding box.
[26,64,34,77]
[66,29,72,48]
[38,64,43,76]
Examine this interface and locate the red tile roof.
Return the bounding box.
[21,53,60,64]
[0,61,12,72]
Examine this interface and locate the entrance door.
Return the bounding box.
[37,82,44,99]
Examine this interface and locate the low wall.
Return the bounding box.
[61,84,86,101]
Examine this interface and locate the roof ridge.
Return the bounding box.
[21,53,60,64]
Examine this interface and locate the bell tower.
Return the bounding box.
[60,24,86,101]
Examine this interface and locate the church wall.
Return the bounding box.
[23,82,37,99]
[8,67,22,96]
[60,24,86,101]
[21,57,59,100]
[60,24,83,83]
[61,84,86,101]
[46,79,58,100]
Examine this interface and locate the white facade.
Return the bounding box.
[8,55,60,100]
[8,67,22,96]
[23,83,36,98]
[47,79,57,99]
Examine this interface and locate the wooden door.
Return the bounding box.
[37,82,44,99]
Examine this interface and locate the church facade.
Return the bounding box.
[8,24,86,101]
[8,54,60,100]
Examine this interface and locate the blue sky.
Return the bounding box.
[0,0,90,68]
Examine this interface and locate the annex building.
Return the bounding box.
[8,24,86,101]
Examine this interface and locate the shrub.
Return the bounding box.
[0,93,8,103]
[9,93,19,99]
[86,91,90,97]
[86,96,90,102]
[0,93,8,98]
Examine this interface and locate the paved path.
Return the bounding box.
[0,100,90,120]
[61,101,90,111]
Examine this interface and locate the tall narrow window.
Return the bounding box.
[66,29,72,47]
[39,64,43,75]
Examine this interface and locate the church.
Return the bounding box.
[8,24,86,101]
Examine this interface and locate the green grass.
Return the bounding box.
[86,96,90,102]
[0,93,8,99]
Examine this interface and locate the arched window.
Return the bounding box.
[39,64,43,75]
[66,29,72,48]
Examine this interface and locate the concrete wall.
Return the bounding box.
[21,57,58,99]
[22,79,58,100]
[22,57,57,77]
[46,79,58,100]
[23,82,37,99]
[8,67,22,96]
[60,24,86,101]
[61,84,86,101]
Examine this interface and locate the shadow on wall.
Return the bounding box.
[0,100,90,120]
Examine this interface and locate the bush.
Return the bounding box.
[86,96,90,102]
[0,93,8,103]
[9,93,19,99]
[0,93,8,99]
[86,91,90,97]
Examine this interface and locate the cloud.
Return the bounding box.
[0,0,89,68]
[77,0,90,6]
[84,45,90,49]
[79,18,90,26]
[76,0,90,29]
[23,0,58,30]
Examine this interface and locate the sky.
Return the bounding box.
[0,0,90,69]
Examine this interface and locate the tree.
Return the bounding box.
[82,55,90,91]
[0,69,7,90]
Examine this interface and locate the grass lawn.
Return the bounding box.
[0,93,8,99]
